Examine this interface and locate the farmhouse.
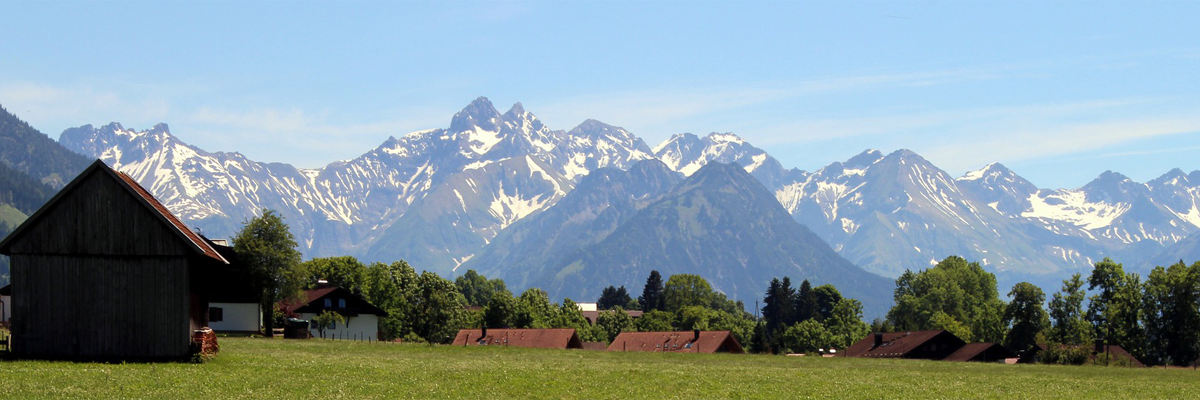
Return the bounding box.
[607,330,744,354]
[199,241,262,334]
[0,160,229,358]
[842,331,967,360]
[283,284,387,340]
[452,328,584,349]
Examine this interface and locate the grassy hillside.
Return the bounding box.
[2,337,1197,399]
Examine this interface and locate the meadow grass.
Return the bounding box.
[1,337,1197,399]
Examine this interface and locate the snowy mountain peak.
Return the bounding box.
[706,132,745,144]
[506,102,526,116]
[845,149,885,168]
[959,162,1015,182]
[1149,168,1191,187]
[450,97,503,133]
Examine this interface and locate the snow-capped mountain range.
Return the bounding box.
[58,97,1200,291]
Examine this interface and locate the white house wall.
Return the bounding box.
[209,302,261,333]
[299,313,380,341]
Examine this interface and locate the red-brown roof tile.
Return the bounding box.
[452,329,583,349]
[843,330,965,358]
[943,342,1017,362]
[607,331,744,354]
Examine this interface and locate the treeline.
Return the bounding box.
[880,256,1200,367]
[231,210,868,351]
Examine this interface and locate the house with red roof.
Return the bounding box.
[452,328,584,349]
[281,282,388,340]
[0,160,232,358]
[607,330,744,354]
[842,331,967,360]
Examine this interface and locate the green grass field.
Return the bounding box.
[2,337,1198,399]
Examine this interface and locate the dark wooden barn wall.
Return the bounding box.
[4,169,194,256]
[11,255,191,357]
[5,168,201,358]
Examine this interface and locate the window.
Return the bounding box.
[684,343,693,349]
[324,298,332,307]
[209,307,224,322]
[339,299,346,308]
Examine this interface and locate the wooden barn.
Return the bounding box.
[0,160,229,358]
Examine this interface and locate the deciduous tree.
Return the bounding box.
[233,208,306,337]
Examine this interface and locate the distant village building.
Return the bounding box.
[282,283,388,341]
[943,342,1018,363]
[842,331,967,360]
[0,160,232,358]
[581,309,644,324]
[608,330,744,354]
[1021,342,1145,367]
[452,328,584,349]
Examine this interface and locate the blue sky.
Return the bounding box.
[2,1,1198,189]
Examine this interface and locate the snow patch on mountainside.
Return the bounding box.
[1023,190,1131,230]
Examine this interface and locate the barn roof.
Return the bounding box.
[0,159,227,264]
[452,328,583,349]
[943,342,1016,362]
[607,331,744,354]
[843,330,959,358]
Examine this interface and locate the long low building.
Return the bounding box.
[608,330,744,354]
[453,328,584,349]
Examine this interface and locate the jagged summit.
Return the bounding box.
[449,96,502,132]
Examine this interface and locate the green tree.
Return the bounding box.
[825,298,870,350]
[233,208,306,337]
[1141,261,1200,366]
[813,284,843,321]
[634,310,675,332]
[1003,282,1050,352]
[556,298,604,342]
[513,288,558,329]
[1048,273,1092,345]
[781,319,833,354]
[795,279,820,322]
[454,269,509,307]
[663,274,715,312]
[639,270,665,311]
[411,271,469,344]
[886,256,1006,342]
[311,310,346,339]
[303,256,368,294]
[362,261,420,341]
[483,290,517,328]
[762,277,796,331]
[597,285,634,310]
[1086,258,1146,360]
[596,307,635,343]
[929,311,972,342]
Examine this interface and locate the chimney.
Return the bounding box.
[316,279,330,288]
[482,326,488,339]
[1094,338,1104,353]
[874,333,884,348]
[693,329,700,341]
